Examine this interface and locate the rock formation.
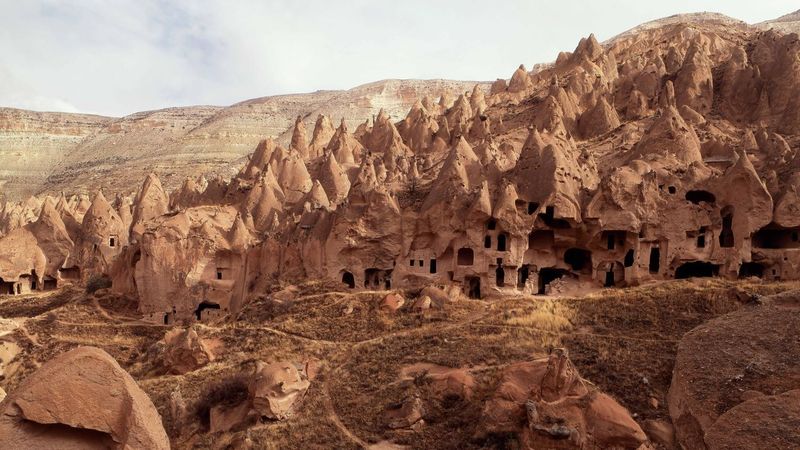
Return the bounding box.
[0,12,798,326]
[0,346,169,449]
[163,327,216,374]
[668,291,800,449]
[481,349,647,449]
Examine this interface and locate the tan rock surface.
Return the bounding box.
[668,291,800,449]
[0,346,169,449]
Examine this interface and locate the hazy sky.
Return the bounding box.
[0,0,796,116]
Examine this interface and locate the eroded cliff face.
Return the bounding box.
[1,13,800,323]
[0,79,486,201]
[0,108,111,199]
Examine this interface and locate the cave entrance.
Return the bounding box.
[195,301,220,320]
[602,231,626,250]
[649,247,660,274]
[685,190,716,205]
[495,266,505,287]
[457,248,474,266]
[43,277,57,291]
[517,265,531,288]
[719,207,734,248]
[341,271,355,289]
[752,224,800,249]
[465,276,481,299]
[675,261,719,279]
[604,270,615,287]
[497,234,507,251]
[538,268,568,295]
[364,268,392,290]
[624,249,635,267]
[429,259,437,274]
[738,262,765,279]
[564,248,592,273]
[58,266,81,280]
[0,278,14,295]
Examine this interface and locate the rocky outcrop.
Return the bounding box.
[163,327,216,374]
[0,346,169,449]
[2,11,800,326]
[249,361,311,420]
[480,349,647,449]
[668,291,800,449]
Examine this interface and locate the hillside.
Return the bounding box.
[0,79,485,199]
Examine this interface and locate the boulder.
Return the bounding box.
[0,346,169,449]
[381,293,405,312]
[668,291,800,449]
[249,361,310,420]
[481,348,646,449]
[163,327,216,374]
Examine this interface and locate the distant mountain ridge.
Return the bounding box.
[0,79,486,200]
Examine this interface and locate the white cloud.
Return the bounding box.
[0,0,796,116]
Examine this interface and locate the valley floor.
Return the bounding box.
[0,278,796,449]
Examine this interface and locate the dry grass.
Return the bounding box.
[503,297,574,332]
[3,278,799,448]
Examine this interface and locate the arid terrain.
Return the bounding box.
[1,278,797,449]
[2,8,800,450]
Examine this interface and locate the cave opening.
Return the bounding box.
[497,234,507,251]
[752,224,800,249]
[719,207,734,248]
[0,278,15,295]
[495,266,505,287]
[518,265,530,288]
[195,301,220,320]
[465,276,481,299]
[604,270,615,287]
[649,247,660,273]
[624,249,635,267]
[675,261,719,279]
[685,190,716,205]
[738,262,765,279]
[538,268,568,295]
[364,268,392,289]
[457,248,474,266]
[564,248,592,272]
[341,271,355,289]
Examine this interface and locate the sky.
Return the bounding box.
[0,0,796,117]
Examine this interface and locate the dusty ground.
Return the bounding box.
[0,278,797,449]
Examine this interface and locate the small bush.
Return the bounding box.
[85,274,112,294]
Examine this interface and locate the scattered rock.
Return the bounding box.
[381,293,405,313]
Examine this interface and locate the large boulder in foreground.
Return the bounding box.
[0,346,169,449]
[668,291,800,450]
[481,348,647,449]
